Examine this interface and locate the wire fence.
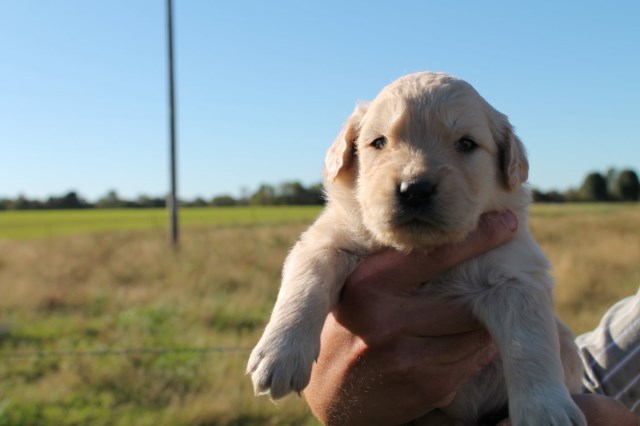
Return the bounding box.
[0,346,250,358]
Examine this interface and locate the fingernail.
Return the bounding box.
[501,210,518,232]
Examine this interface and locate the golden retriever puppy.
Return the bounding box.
[248,72,586,425]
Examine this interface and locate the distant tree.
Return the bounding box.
[278,181,305,205]
[246,181,325,205]
[532,189,566,203]
[45,191,89,209]
[615,169,640,201]
[96,190,125,208]
[277,181,323,205]
[605,167,620,197]
[9,194,46,209]
[238,186,251,205]
[305,183,325,205]
[136,195,166,208]
[184,197,208,207]
[564,188,582,202]
[14,195,36,210]
[211,195,238,206]
[532,189,544,202]
[579,172,609,201]
[250,184,277,205]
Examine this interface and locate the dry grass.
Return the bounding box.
[0,204,638,425]
[530,204,640,334]
[0,224,317,425]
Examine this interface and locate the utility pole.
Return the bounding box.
[167,0,179,247]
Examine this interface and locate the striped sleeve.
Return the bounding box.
[576,287,640,415]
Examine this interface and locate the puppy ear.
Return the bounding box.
[497,120,529,190]
[324,103,368,182]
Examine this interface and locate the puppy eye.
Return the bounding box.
[456,137,478,153]
[370,137,387,150]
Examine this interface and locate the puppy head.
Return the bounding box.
[324,72,528,250]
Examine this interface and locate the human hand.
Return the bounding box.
[496,394,639,426]
[304,211,518,425]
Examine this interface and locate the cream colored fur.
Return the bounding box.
[247,72,586,425]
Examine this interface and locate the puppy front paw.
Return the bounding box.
[247,330,320,400]
[510,387,586,426]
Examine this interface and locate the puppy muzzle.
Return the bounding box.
[397,179,438,210]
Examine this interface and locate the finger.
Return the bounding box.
[344,249,423,293]
[369,329,496,384]
[345,211,517,293]
[385,336,498,407]
[337,287,482,338]
[447,343,498,386]
[427,210,518,272]
[402,328,496,364]
[572,394,638,425]
[391,299,481,337]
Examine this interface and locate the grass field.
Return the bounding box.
[0,206,322,240]
[0,204,638,425]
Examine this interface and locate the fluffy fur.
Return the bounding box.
[247,72,586,425]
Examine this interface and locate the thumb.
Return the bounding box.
[428,210,518,271]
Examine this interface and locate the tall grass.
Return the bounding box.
[529,203,640,333]
[0,223,317,425]
[0,204,638,425]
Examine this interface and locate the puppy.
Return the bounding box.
[248,72,586,425]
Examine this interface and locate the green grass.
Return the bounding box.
[0,206,323,240]
[529,201,640,217]
[3,203,637,241]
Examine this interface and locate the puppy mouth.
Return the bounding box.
[391,208,446,230]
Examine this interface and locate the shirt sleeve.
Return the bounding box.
[576,287,640,415]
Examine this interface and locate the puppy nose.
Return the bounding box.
[397,180,437,208]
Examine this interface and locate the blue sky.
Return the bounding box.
[2,1,639,201]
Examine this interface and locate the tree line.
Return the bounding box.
[532,168,639,202]
[1,168,638,211]
[0,182,325,210]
